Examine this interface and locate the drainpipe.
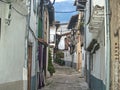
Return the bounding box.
[105,0,110,90]
[35,0,39,90]
[87,0,91,25]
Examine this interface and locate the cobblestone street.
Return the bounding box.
[41,64,89,90]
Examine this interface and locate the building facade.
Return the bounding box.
[0,0,28,90]
[0,0,54,90]
[109,0,120,90]
[75,0,110,90]
[67,14,83,70]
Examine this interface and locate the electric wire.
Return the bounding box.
[12,6,27,17]
[0,0,10,3]
[55,11,77,13]
[0,0,27,17]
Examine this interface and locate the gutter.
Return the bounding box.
[105,0,110,90]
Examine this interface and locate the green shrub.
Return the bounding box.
[54,51,65,66]
[54,58,65,66]
[48,49,55,76]
[56,51,64,58]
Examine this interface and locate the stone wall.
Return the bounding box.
[110,0,120,90]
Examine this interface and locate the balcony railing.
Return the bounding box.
[89,5,104,33]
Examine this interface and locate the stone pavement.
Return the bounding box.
[41,63,89,90]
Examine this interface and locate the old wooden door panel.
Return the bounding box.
[28,44,32,90]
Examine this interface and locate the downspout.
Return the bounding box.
[87,0,91,25]
[105,0,110,90]
[35,0,39,90]
[83,0,87,83]
[84,0,91,83]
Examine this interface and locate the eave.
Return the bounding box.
[67,14,78,29]
[74,0,87,11]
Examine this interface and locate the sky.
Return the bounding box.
[50,0,78,23]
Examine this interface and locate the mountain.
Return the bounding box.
[54,1,78,23]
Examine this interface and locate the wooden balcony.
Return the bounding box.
[89,5,104,33]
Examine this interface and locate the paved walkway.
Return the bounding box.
[41,63,89,90]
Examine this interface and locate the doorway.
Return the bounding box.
[27,43,32,90]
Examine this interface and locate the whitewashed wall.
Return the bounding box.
[92,0,104,6]
[85,0,106,86]
[50,26,56,46]
[0,3,27,87]
[81,47,85,75]
[85,0,95,48]
[64,51,72,63]
[91,25,106,84]
[85,0,105,48]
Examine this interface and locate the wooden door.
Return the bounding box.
[28,44,32,90]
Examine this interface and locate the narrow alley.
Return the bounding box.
[41,63,89,90]
[0,0,120,90]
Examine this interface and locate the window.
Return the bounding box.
[0,18,1,38]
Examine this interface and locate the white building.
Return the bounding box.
[0,0,54,90]
[82,0,110,90]
[0,1,28,90]
[50,25,56,47]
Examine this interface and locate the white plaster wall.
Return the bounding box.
[92,50,101,79]
[0,3,27,84]
[85,0,106,86]
[73,52,77,63]
[86,52,90,70]
[91,43,105,83]
[100,46,105,84]
[85,26,94,48]
[92,0,105,6]
[85,0,105,48]
[81,47,85,75]
[85,0,96,48]
[64,51,76,64]
[64,51,72,62]
[50,26,56,43]
[91,25,106,84]
[57,25,68,34]
[98,27,106,84]
[82,47,85,68]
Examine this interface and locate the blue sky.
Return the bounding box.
[51,0,78,23]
